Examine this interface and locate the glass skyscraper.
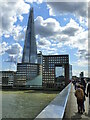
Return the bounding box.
[22,7,37,63]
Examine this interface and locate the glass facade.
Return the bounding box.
[22,7,37,63]
[37,51,43,64]
[14,63,42,86]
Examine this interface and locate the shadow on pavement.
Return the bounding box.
[84,106,90,118]
[71,112,82,119]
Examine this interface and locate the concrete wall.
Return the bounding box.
[35,83,71,119]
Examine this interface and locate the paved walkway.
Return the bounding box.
[63,84,90,120]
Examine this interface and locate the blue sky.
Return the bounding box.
[0,0,88,77]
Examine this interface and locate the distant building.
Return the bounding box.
[1,71,15,86]
[14,8,41,87]
[14,63,42,87]
[42,55,70,89]
[22,7,37,63]
[6,7,72,90]
[69,65,72,80]
[37,51,43,64]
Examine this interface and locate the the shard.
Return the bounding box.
[22,7,37,63]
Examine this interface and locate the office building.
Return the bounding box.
[14,63,42,87]
[14,8,40,87]
[14,7,72,89]
[42,55,69,89]
[37,51,43,64]
[1,71,15,86]
[22,7,37,63]
[69,65,72,80]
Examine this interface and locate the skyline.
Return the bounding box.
[0,0,88,77]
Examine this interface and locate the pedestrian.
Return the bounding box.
[81,78,87,92]
[75,82,80,90]
[87,82,90,104]
[73,80,76,90]
[75,85,84,114]
[80,85,87,112]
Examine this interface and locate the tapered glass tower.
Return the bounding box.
[22,7,37,63]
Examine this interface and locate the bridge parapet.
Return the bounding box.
[35,83,71,119]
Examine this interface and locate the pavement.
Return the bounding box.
[63,83,90,120]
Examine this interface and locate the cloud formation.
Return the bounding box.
[25,0,43,3]
[6,43,23,55]
[38,38,51,47]
[1,1,88,75]
[0,0,30,37]
[35,16,88,68]
[0,42,23,63]
[35,16,87,47]
[35,16,60,37]
[35,16,85,38]
[0,42,8,55]
[47,2,87,17]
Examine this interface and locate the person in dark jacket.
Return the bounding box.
[81,78,86,92]
[80,85,87,112]
[87,82,90,104]
[80,78,87,112]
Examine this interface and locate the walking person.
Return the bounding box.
[87,82,90,104]
[80,78,87,112]
[81,78,87,92]
[80,85,88,112]
[75,85,84,114]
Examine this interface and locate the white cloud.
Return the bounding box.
[57,43,63,48]
[77,49,88,60]
[25,0,43,3]
[38,38,51,47]
[35,16,60,37]
[37,37,58,55]
[47,2,88,27]
[0,42,23,62]
[78,59,88,67]
[35,16,88,71]
[12,25,26,41]
[18,15,24,22]
[37,38,52,52]
[4,34,10,38]
[35,16,86,41]
[47,2,88,17]
[35,16,87,52]
[38,48,58,55]
[6,43,23,55]
[72,69,88,77]
[61,19,83,36]
[0,0,30,37]
[67,32,87,51]
[4,43,23,63]
[0,42,8,55]
[72,58,88,77]
[1,0,88,74]
[72,58,88,67]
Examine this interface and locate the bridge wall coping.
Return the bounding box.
[35,83,71,119]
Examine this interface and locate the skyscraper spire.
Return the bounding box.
[22,7,37,63]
